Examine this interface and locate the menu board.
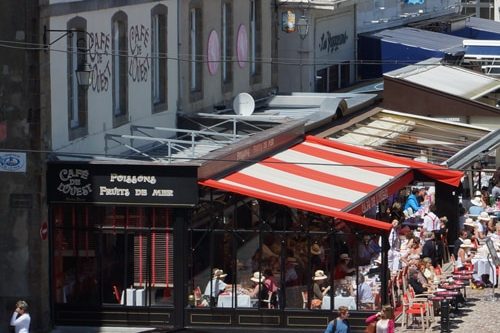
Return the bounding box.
[485,238,500,266]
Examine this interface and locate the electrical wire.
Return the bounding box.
[0,38,468,67]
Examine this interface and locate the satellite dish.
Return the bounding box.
[233,93,255,116]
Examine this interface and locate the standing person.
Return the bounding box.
[203,268,228,306]
[10,300,31,333]
[422,205,440,233]
[365,305,395,333]
[453,229,468,258]
[421,231,439,267]
[323,306,351,333]
[388,219,402,273]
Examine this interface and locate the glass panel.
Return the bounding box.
[53,207,98,305]
[284,233,307,308]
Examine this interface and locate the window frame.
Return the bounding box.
[221,1,233,92]
[151,5,168,113]
[189,2,203,101]
[111,11,129,128]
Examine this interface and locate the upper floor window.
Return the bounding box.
[151,5,168,112]
[222,1,233,91]
[190,4,203,99]
[67,17,88,140]
[112,11,128,127]
[250,0,261,81]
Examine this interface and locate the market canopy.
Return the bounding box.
[200,136,463,232]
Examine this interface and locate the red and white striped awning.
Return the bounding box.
[200,136,462,232]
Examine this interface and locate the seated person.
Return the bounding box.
[404,188,425,215]
[335,278,354,297]
[263,269,279,308]
[312,270,330,301]
[245,271,269,307]
[333,253,356,280]
[356,274,374,309]
[408,268,431,294]
[469,191,485,215]
[203,269,228,306]
[422,257,438,284]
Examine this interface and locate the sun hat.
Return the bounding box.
[339,253,351,260]
[313,270,328,281]
[470,191,483,206]
[460,239,473,248]
[310,243,321,255]
[478,211,491,222]
[464,218,475,228]
[250,271,265,283]
[213,269,227,278]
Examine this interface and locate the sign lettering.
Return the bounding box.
[318,31,348,53]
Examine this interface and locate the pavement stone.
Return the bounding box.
[395,287,500,332]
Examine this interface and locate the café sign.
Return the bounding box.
[47,162,198,206]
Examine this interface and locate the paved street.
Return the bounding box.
[395,287,500,332]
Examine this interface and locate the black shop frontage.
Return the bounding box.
[46,130,462,332]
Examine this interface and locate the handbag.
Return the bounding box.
[365,321,376,333]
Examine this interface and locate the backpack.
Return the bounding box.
[328,318,350,333]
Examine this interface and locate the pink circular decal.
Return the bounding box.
[236,24,248,68]
[207,30,220,75]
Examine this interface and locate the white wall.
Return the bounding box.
[277,6,356,93]
[49,1,178,155]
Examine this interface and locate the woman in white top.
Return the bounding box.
[456,239,473,270]
[365,305,395,333]
[10,300,31,333]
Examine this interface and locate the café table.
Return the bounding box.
[321,295,356,310]
[472,257,497,285]
[217,293,252,308]
[430,295,454,333]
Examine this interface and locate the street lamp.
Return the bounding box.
[296,15,309,39]
[43,25,93,89]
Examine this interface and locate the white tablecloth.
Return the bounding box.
[217,293,252,307]
[472,258,497,285]
[321,295,356,310]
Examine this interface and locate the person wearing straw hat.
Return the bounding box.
[456,239,473,270]
[246,272,269,307]
[476,211,490,239]
[312,270,330,301]
[203,268,228,306]
[469,190,486,215]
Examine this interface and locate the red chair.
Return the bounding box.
[402,292,429,332]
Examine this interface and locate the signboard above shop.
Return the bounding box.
[47,162,199,206]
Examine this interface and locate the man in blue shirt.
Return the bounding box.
[404,187,425,214]
[324,306,351,333]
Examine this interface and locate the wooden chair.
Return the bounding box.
[301,291,308,309]
[262,291,274,309]
[402,292,429,332]
[408,286,435,323]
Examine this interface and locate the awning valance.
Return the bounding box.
[200,136,463,232]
